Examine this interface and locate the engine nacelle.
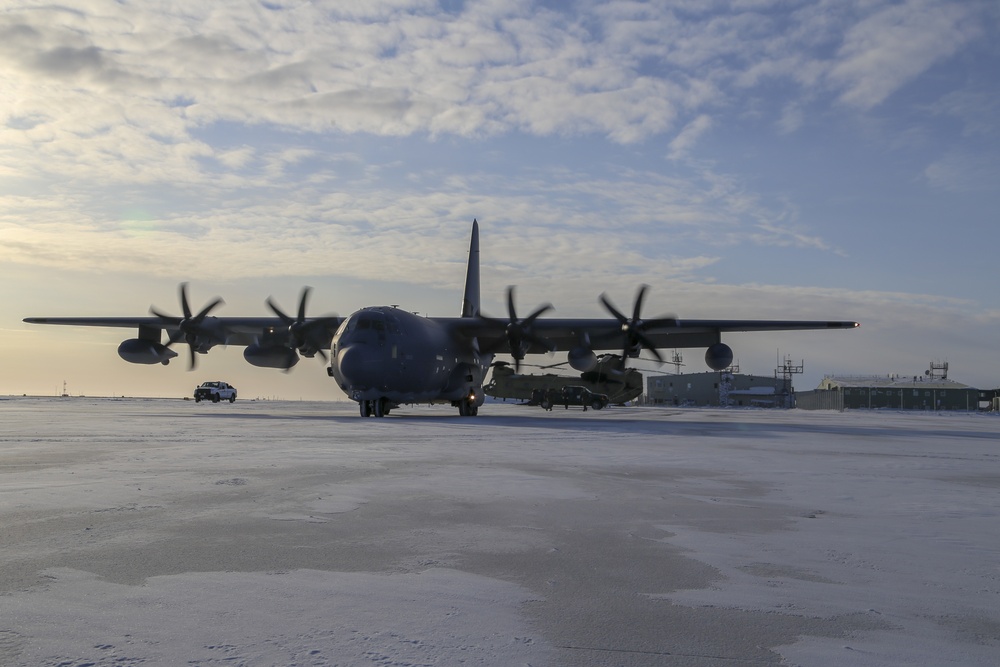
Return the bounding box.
[244,344,299,369]
[704,342,734,371]
[568,346,598,372]
[118,339,178,365]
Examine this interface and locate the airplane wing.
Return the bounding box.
[539,318,858,350]
[23,284,344,370]
[446,312,857,375]
[449,317,858,354]
[20,316,302,347]
[22,314,343,370]
[444,282,858,371]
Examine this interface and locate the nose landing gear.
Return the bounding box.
[457,398,479,417]
[359,398,393,417]
[455,387,483,417]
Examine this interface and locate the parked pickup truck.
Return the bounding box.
[194,381,237,403]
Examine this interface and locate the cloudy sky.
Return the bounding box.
[2,0,998,400]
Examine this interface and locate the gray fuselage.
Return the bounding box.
[329,307,490,405]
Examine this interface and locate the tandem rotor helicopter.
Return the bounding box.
[25,220,858,418]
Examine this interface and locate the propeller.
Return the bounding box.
[480,286,556,372]
[266,287,337,367]
[598,284,676,364]
[150,283,225,370]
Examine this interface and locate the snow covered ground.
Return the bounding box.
[1,397,997,666]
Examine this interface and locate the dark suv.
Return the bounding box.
[532,385,609,411]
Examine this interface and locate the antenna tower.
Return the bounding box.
[927,361,948,381]
[717,361,738,407]
[670,350,684,375]
[775,353,804,408]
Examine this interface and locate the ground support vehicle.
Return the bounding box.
[194,381,237,403]
[532,385,609,411]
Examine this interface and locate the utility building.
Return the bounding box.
[646,371,787,407]
[797,362,980,411]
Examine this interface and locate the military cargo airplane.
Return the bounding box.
[24,220,858,418]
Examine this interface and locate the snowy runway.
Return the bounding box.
[1,398,997,666]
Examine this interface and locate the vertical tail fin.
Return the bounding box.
[461,219,480,318]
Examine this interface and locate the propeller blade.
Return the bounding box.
[268,287,333,364]
[194,297,225,322]
[165,328,185,346]
[297,286,310,322]
[522,302,554,327]
[635,332,665,363]
[150,283,225,370]
[302,320,338,362]
[479,286,555,367]
[266,297,294,325]
[179,283,192,320]
[599,293,628,326]
[599,285,674,364]
[149,307,180,324]
[523,330,557,353]
[632,284,648,323]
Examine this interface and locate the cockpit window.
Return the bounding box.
[355,314,386,330]
[342,311,390,336]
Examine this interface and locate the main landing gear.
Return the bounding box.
[359,398,479,417]
[359,398,392,418]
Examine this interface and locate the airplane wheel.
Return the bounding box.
[374,398,385,418]
[360,400,372,418]
[458,400,471,417]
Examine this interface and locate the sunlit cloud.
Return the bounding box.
[668,114,712,160]
[827,0,982,110]
[923,151,1000,193]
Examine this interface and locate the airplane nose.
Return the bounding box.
[336,344,377,389]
